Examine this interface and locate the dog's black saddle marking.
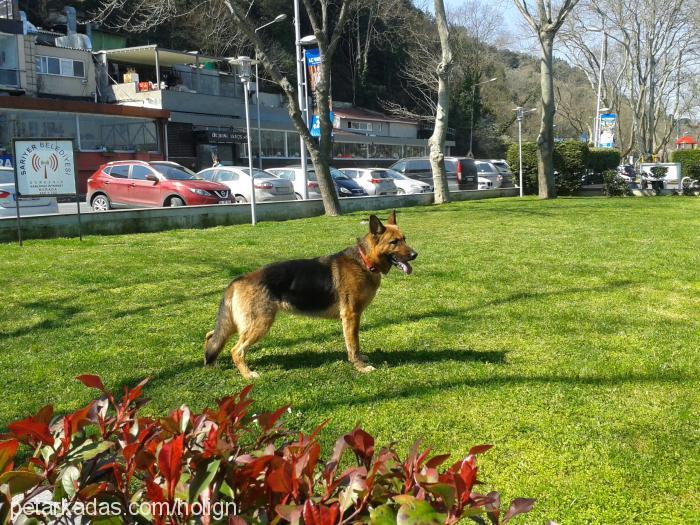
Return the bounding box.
[262,258,336,312]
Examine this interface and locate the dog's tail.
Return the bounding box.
[204,282,238,365]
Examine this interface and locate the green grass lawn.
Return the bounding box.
[1,197,699,523]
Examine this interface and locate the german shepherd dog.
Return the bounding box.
[204,210,417,379]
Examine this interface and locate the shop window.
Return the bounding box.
[368,144,402,159]
[79,115,159,152]
[333,142,367,159]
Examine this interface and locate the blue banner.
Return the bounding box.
[598,113,616,148]
[310,112,333,138]
[0,155,13,168]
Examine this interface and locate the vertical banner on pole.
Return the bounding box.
[304,48,333,138]
[598,113,617,148]
[12,138,81,244]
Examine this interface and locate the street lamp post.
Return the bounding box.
[293,0,310,199]
[467,77,497,159]
[513,106,537,197]
[255,14,287,170]
[591,23,607,147]
[233,56,256,226]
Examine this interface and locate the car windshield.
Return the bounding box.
[330,168,349,180]
[239,168,275,179]
[369,170,391,179]
[151,163,201,180]
[305,170,319,181]
[384,169,408,180]
[477,163,495,173]
[0,169,13,184]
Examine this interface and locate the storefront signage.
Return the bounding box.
[195,129,248,144]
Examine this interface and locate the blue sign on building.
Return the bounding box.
[0,155,13,168]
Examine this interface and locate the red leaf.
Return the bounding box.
[425,454,451,469]
[157,434,184,501]
[267,462,294,493]
[343,427,375,465]
[502,498,535,524]
[0,440,18,475]
[256,406,289,432]
[7,407,54,445]
[302,500,340,525]
[468,444,493,456]
[76,374,105,391]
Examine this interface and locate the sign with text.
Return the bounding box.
[597,113,617,149]
[13,139,76,196]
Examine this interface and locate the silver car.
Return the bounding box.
[474,161,503,188]
[0,167,59,217]
[339,168,399,196]
[198,166,294,203]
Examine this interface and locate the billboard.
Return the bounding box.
[597,113,616,148]
[13,139,76,196]
[304,48,332,138]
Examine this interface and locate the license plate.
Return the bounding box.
[219,200,231,204]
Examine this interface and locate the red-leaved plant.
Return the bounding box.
[0,375,535,524]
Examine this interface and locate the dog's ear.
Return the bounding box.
[386,209,397,225]
[369,214,386,235]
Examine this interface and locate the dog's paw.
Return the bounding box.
[242,370,260,380]
[354,363,376,373]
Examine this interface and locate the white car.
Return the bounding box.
[197,166,294,203]
[478,177,494,190]
[0,167,59,217]
[339,168,399,196]
[475,161,503,188]
[265,166,321,200]
[384,169,432,194]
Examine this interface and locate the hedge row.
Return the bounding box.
[669,149,700,181]
[506,141,621,195]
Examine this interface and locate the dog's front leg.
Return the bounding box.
[341,307,375,373]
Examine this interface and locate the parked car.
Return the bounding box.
[87,160,231,211]
[474,161,503,188]
[384,169,432,194]
[488,159,516,187]
[339,168,399,196]
[0,167,59,217]
[198,166,294,203]
[266,166,367,199]
[389,157,478,190]
[329,168,369,197]
[265,166,321,200]
[478,177,494,190]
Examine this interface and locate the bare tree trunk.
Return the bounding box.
[537,33,557,198]
[428,0,452,204]
[513,0,580,199]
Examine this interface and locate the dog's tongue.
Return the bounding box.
[396,260,413,275]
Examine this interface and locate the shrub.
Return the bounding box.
[506,142,538,195]
[0,375,535,525]
[587,149,621,174]
[670,149,700,181]
[603,170,632,197]
[507,140,587,195]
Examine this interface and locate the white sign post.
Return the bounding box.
[12,138,82,245]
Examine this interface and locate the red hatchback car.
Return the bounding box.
[87,160,232,211]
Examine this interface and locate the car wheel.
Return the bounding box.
[235,194,247,204]
[169,197,185,207]
[295,193,303,201]
[91,194,111,211]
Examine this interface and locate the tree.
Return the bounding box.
[560,0,700,161]
[512,0,581,198]
[91,0,347,216]
[428,0,452,204]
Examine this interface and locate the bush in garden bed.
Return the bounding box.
[0,376,535,525]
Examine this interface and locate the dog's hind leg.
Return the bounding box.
[204,286,237,365]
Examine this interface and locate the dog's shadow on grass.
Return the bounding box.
[252,347,506,370]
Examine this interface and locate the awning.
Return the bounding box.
[103,45,222,67]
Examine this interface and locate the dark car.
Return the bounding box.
[87,160,231,211]
[329,167,369,197]
[389,157,478,190]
